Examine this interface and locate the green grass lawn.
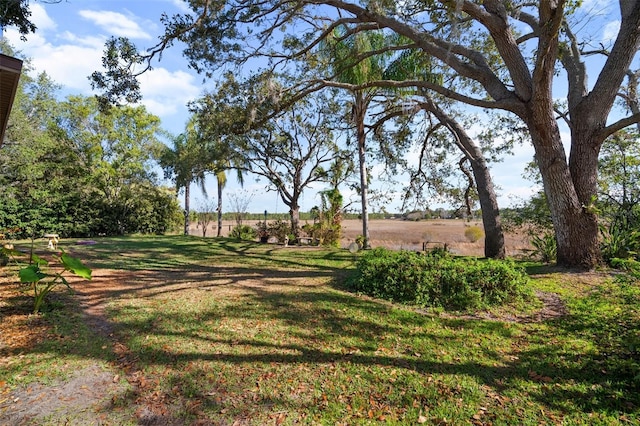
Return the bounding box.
[1,235,639,425]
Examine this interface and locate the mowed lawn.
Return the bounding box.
[1,235,639,425]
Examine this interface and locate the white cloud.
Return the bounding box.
[78,10,152,40]
[602,20,621,44]
[499,185,540,208]
[4,26,103,93]
[29,3,57,32]
[29,44,103,92]
[138,68,201,126]
[7,19,200,130]
[58,31,105,49]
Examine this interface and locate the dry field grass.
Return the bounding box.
[192,218,532,257]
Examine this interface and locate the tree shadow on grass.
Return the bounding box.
[100,280,640,422]
[73,235,354,274]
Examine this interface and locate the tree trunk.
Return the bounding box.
[358,136,369,248]
[529,119,600,268]
[289,205,300,240]
[217,178,223,237]
[183,182,190,236]
[355,93,370,248]
[471,157,505,259]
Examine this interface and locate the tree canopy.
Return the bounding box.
[194,79,346,236]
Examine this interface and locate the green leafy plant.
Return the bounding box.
[530,232,557,263]
[230,224,257,240]
[305,188,343,247]
[610,258,640,274]
[600,218,640,264]
[4,248,92,314]
[266,219,292,244]
[348,247,532,311]
[464,226,484,243]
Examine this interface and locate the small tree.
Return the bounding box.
[228,190,254,229]
[196,82,344,239]
[306,188,343,247]
[196,198,217,238]
[598,130,640,263]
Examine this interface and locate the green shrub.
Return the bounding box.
[530,232,557,263]
[610,258,640,274]
[348,248,531,311]
[464,226,484,243]
[601,219,640,264]
[230,224,257,240]
[267,219,292,243]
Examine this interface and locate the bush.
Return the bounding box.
[610,258,640,274]
[267,219,291,243]
[530,232,557,263]
[601,218,640,264]
[230,224,257,240]
[464,226,484,243]
[348,248,532,311]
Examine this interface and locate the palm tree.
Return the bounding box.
[322,27,390,249]
[158,120,209,236]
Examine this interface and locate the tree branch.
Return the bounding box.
[597,113,640,141]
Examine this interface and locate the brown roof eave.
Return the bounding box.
[0,53,23,146]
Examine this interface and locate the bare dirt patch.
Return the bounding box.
[0,269,131,425]
[0,364,125,426]
[430,290,568,324]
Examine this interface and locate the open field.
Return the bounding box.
[193,219,532,256]
[1,236,638,425]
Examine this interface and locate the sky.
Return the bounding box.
[0,0,625,215]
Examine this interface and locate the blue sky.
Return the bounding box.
[3,0,199,135]
[1,0,626,214]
